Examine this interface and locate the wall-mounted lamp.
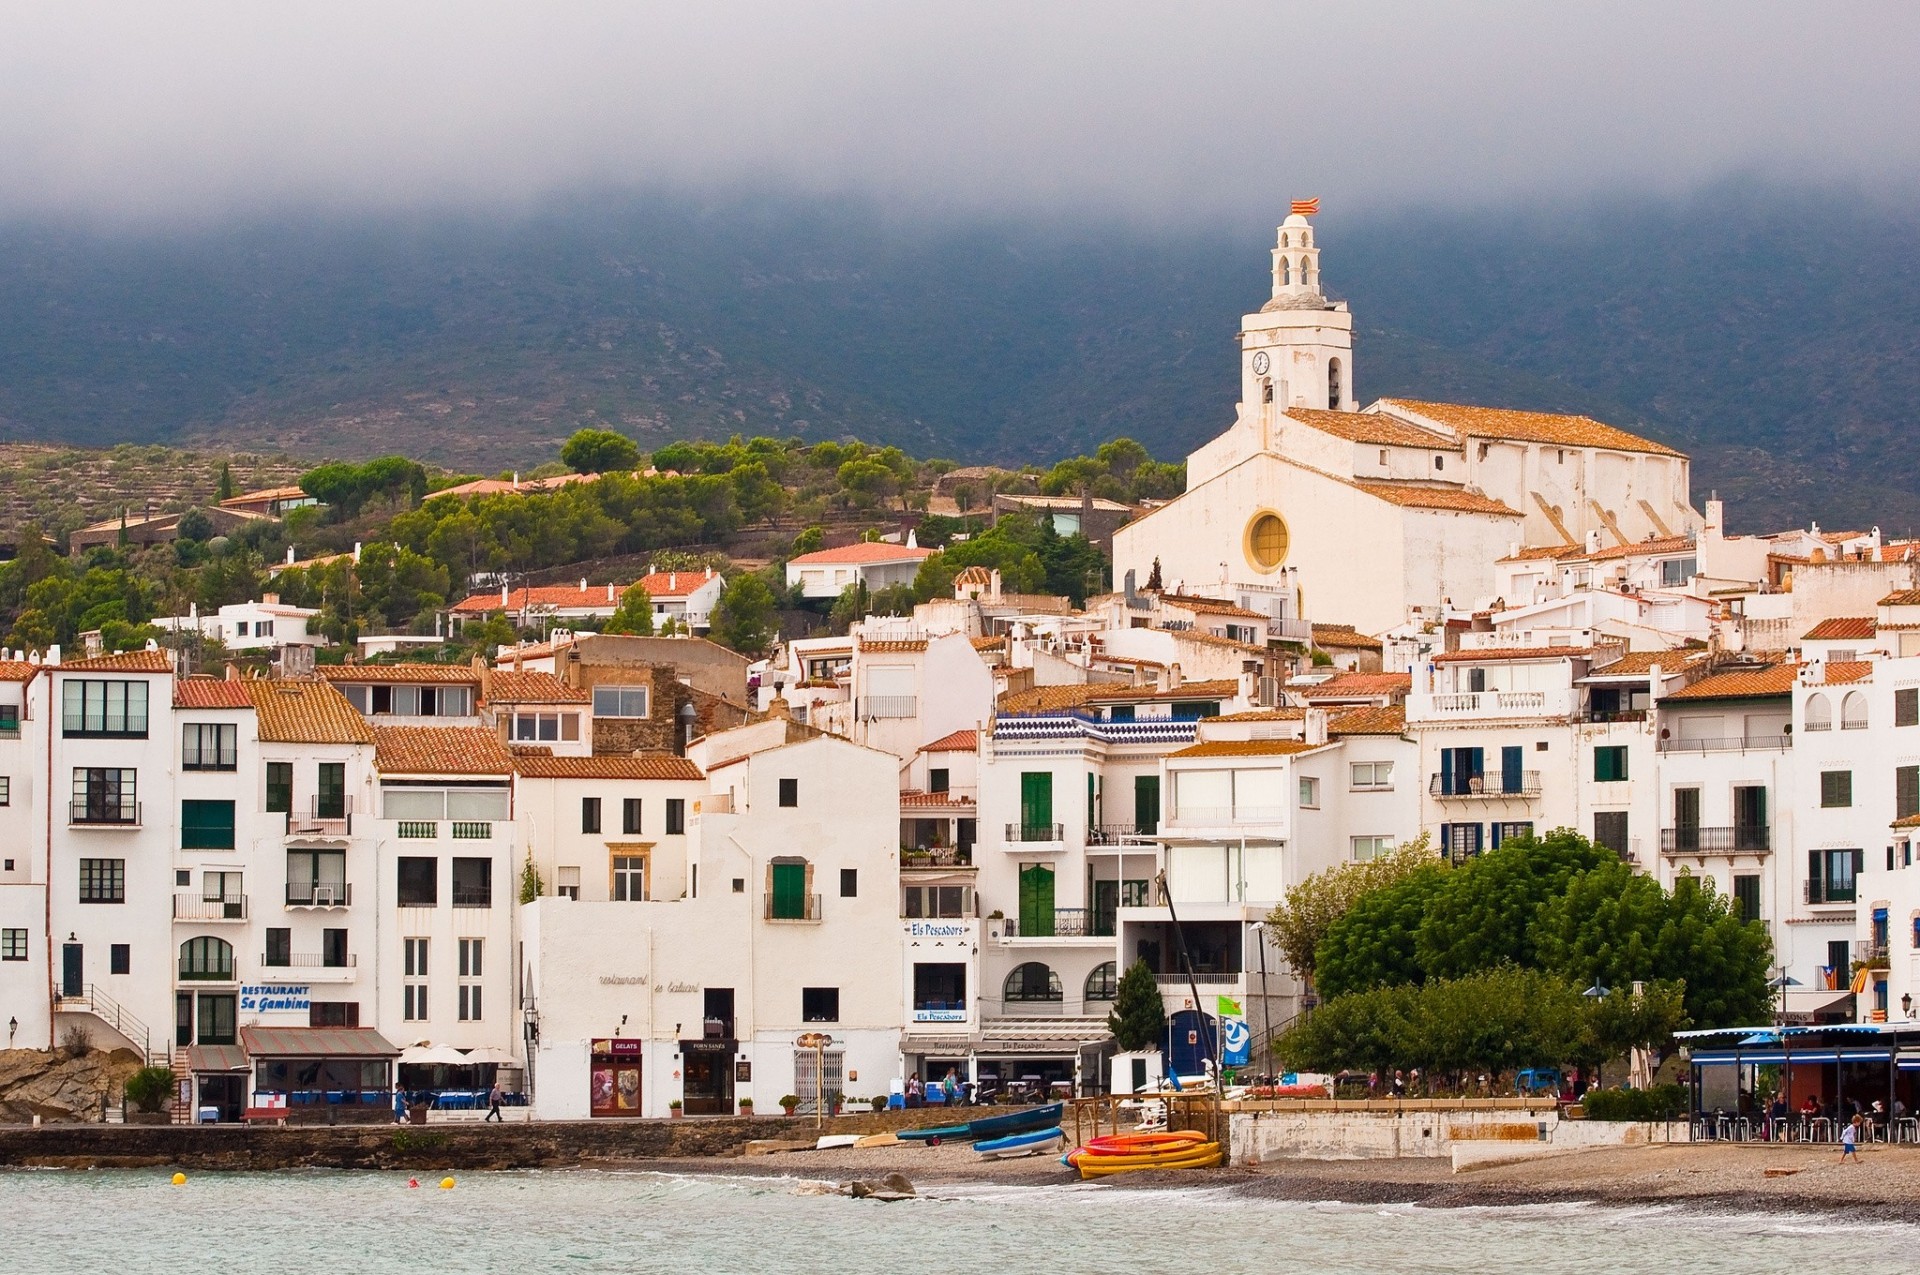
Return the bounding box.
[1905,993,1913,1020]
[7,1016,16,1047]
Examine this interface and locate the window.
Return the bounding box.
[1841,691,1869,730]
[316,763,346,819]
[1902,766,1920,821]
[1808,848,1861,904]
[1491,821,1534,847]
[62,679,149,737]
[1085,961,1119,1002]
[265,928,290,967]
[1003,962,1063,1003]
[0,777,9,806]
[1441,823,1482,861]
[801,987,840,1022]
[512,712,580,742]
[902,883,974,918]
[1351,835,1394,861]
[1350,761,1393,789]
[72,768,137,824]
[581,797,602,834]
[612,855,646,901]
[592,685,650,718]
[266,762,293,814]
[665,799,685,835]
[1,928,26,960]
[840,868,858,898]
[397,857,438,907]
[322,928,348,968]
[1733,875,1761,924]
[1298,777,1320,808]
[452,857,493,908]
[286,849,346,906]
[79,858,125,903]
[181,800,236,850]
[622,798,642,835]
[556,866,581,900]
[1246,512,1289,571]
[1659,557,1697,587]
[178,936,234,980]
[309,1001,359,1028]
[929,768,950,794]
[1593,746,1629,782]
[1593,811,1629,857]
[234,622,248,637]
[182,723,238,770]
[1804,693,1832,732]
[0,703,17,733]
[458,939,483,1021]
[913,963,967,1017]
[779,778,798,808]
[1899,688,1919,728]
[404,938,429,1021]
[110,944,130,975]
[1822,770,1854,808]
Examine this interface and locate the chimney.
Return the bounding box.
[580,578,587,593]
[1585,529,1602,554]
[501,583,510,605]
[906,529,918,549]
[513,472,520,489]
[607,583,614,602]
[262,592,279,606]
[706,567,713,579]
[286,546,296,565]
[1168,662,1183,690]
[352,542,362,563]
[669,573,677,592]
[225,663,239,681]
[1305,707,1328,746]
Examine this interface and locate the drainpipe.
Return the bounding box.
[43,670,54,1048]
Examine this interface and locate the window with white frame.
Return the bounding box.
[404,938,429,1020]
[592,686,650,718]
[0,776,10,806]
[182,722,238,771]
[556,866,581,900]
[1349,761,1393,790]
[1351,836,1394,861]
[1298,776,1320,808]
[512,711,580,742]
[458,939,483,1021]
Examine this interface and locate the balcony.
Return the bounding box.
[1088,823,1158,845]
[1151,971,1243,987]
[286,883,353,908]
[1586,709,1649,724]
[396,821,437,839]
[1656,734,1791,754]
[1805,881,1858,906]
[765,893,823,923]
[260,952,358,969]
[450,822,492,839]
[859,695,918,720]
[1407,688,1574,722]
[173,894,247,922]
[287,795,353,836]
[69,800,140,827]
[1002,908,1105,939]
[1659,826,1771,854]
[451,886,493,909]
[1428,772,1543,798]
[1005,822,1064,844]
[1165,805,1290,826]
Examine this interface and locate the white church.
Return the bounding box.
[1112,210,1700,634]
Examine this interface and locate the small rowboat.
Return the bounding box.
[1075,1129,1208,1157]
[974,1126,1064,1159]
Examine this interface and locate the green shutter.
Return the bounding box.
[181,799,236,850]
[1018,863,1055,938]
[1134,776,1160,834]
[770,862,806,920]
[1020,772,1053,837]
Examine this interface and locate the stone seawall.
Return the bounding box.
[0,1111,931,1172]
[1230,1108,1682,1163]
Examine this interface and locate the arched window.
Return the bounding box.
[1804,693,1832,732]
[1327,358,1343,409]
[1278,256,1291,285]
[179,936,234,981]
[1004,962,1062,1003]
[1280,232,1290,248]
[1300,255,1315,287]
[1084,961,1119,1002]
[1262,381,1273,403]
[1842,690,1869,729]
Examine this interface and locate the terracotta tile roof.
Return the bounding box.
[859,640,929,653]
[1311,624,1382,650]
[433,472,599,499]
[1168,739,1321,759]
[174,677,254,709]
[1498,544,1584,563]
[1380,399,1683,457]
[1291,672,1410,699]
[1582,535,1697,562]
[513,754,704,781]
[1350,481,1522,516]
[1203,708,1306,722]
[58,650,173,673]
[484,670,591,704]
[1090,678,1242,702]
[954,566,995,586]
[789,542,934,565]
[321,664,482,685]
[998,683,1131,713]
[1284,407,1460,450]
[1882,590,1920,607]
[997,493,1133,513]
[244,679,375,745]
[1587,650,1703,677]
[899,790,977,810]
[449,582,630,614]
[1823,661,1874,685]
[1893,813,1920,830]
[971,635,1008,651]
[632,570,722,598]
[1162,593,1271,621]
[220,485,309,506]
[0,661,41,683]
[373,725,515,775]
[1661,664,1796,701]
[1432,646,1587,664]
[920,729,979,753]
[1803,616,1877,642]
[1327,704,1408,736]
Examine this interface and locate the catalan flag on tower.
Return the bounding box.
[1291,197,1320,217]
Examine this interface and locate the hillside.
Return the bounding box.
[0,184,1915,530]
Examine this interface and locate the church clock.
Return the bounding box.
[1250,350,1270,375]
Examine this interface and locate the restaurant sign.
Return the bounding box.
[912,1008,968,1023]
[239,984,311,1013]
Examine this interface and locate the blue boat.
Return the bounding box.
[898,1102,1065,1144]
[974,1126,1064,1158]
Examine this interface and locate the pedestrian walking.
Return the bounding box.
[1841,1113,1862,1162]
[485,1081,504,1123]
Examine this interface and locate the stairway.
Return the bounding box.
[170,1048,194,1124]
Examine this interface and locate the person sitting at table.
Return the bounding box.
[1800,1094,1821,1118]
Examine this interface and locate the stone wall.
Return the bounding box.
[1230,1104,1681,1163]
[0,1048,143,1124]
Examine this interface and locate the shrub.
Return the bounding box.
[60,1025,93,1059]
[1579,1084,1688,1121]
[124,1066,175,1113]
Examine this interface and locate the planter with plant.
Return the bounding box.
[123,1066,174,1123]
[738,1098,754,1116]
[870,1095,887,1113]
[780,1094,800,1116]
[669,1099,684,1118]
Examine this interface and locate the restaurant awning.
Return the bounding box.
[240,1026,400,1058]
[185,1044,248,1072]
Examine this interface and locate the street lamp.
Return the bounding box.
[1904,993,1913,1021]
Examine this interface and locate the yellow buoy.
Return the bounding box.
[171,1172,186,1186]
[439,1177,455,1190]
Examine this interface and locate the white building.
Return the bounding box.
[630,569,725,634]
[785,542,933,601]
[152,594,323,653]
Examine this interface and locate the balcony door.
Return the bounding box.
[1441,747,1484,796]
[1018,863,1055,938]
[769,861,807,920]
[62,943,83,997]
[1733,786,1767,849]
[1020,772,1053,837]
[1500,746,1523,795]
[1672,788,1701,851]
[1134,776,1160,835]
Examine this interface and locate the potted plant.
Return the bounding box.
[668,1099,684,1119]
[780,1094,800,1117]
[827,1090,844,1116]
[738,1097,754,1117]
[870,1095,887,1113]
[123,1065,174,1125]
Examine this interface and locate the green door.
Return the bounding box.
[1018,863,1055,938]
[770,862,806,920]
[1134,776,1160,834]
[1019,772,1053,839]
[1092,878,1119,937]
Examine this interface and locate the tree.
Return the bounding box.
[518,853,545,905]
[1265,835,1433,986]
[561,427,640,474]
[1413,829,1613,980]
[215,462,234,503]
[175,508,215,544]
[603,584,655,635]
[710,573,778,656]
[729,461,785,525]
[1314,864,1451,998]
[791,525,824,556]
[1108,959,1168,1051]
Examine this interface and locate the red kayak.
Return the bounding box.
[1075,1129,1208,1157]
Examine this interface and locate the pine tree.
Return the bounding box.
[216,461,234,503]
[1107,959,1168,1052]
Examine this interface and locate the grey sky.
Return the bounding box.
[0,1,1913,225]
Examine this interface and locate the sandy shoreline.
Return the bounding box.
[593,1141,1920,1223]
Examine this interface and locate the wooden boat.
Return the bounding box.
[898,1102,1065,1145]
[973,1126,1064,1159]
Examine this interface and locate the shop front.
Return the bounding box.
[589,1038,644,1116]
[186,1044,248,1122]
[240,1025,398,1124]
[679,1039,737,1114]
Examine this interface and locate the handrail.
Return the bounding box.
[57,983,160,1063]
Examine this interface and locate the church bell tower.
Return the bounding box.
[1240,204,1356,434]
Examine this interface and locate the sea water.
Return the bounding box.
[3,1168,1908,1275]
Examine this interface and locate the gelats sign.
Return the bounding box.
[239,984,310,1013]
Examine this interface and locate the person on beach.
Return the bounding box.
[485,1082,504,1123]
[1841,1114,1862,1162]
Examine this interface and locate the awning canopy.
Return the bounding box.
[400,1043,472,1066]
[186,1044,248,1073]
[240,1026,400,1058]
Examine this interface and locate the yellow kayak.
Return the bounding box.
[1073,1141,1223,1178]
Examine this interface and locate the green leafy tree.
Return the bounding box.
[518,854,545,905]
[560,427,640,474]
[1314,863,1451,998]
[836,457,902,512]
[1108,959,1168,1052]
[1413,829,1613,980]
[729,461,786,525]
[710,572,778,656]
[603,584,656,635]
[791,525,824,556]
[1265,834,1432,987]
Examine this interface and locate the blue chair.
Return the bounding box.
[326,1091,345,1104]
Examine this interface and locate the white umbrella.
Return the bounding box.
[460,1046,519,1066]
[400,1043,470,1066]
